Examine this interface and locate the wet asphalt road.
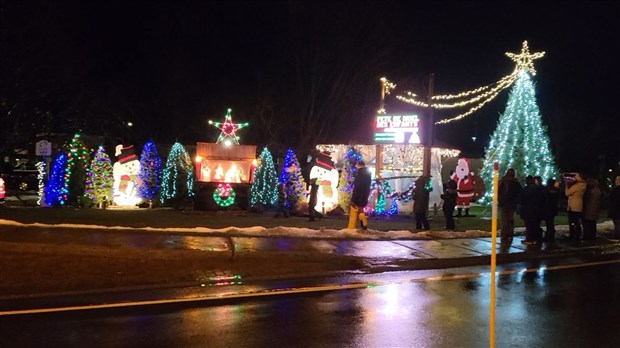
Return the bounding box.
[2,259,619,347]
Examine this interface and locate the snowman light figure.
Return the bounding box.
[112,144,143,207]
[308,152,339,214]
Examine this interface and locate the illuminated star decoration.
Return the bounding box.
[505,40,545,76]
[208,108,249,146]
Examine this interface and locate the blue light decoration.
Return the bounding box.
[45,153,68,206]
[249,147,278,207]
[137,141,163,203]
[160,142,195,204]
[338,147,362,211]
[278,148,306,208]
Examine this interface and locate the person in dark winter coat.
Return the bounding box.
[498,168,522,240]
[441,178,457,229]
[565,173,587,241]
[273,182,289,218]
[347,161,372,230]
[308,178,319,221]
[609,176,620,239]
[582,178,601,240]
[519,175,546,245]
[543,178,560,242]
[413,176,431,230]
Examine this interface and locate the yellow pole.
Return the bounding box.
[489,161,499,348]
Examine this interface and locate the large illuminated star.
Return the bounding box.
[506,40,545,76]
[208,108,249,146]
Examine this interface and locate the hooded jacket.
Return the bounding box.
[565,174,587,213]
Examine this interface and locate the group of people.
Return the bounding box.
[498,168,619,245]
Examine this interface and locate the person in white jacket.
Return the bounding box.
[564,173,587,241]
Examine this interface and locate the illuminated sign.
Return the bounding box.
[374,114,421,144]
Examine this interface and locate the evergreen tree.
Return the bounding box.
[278,148,306,209]
[160,142,194,208]
[44,152,68,207]
[63,134,91,206]
[338,146,362,210]
[250,147,278,207]
[84,146,114,206]
[480,70,558,203]
[137,141,163,204]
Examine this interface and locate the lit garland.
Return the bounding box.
[208,108,249,146]
[393,41,545,125]
[213,183,236,207]
[160,142,195,204]
[36,161,46,206]
[249,147,278,207]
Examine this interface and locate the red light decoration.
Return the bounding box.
[208,108,249,146]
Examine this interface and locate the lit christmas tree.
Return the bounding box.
[338,147,362,211]
[64,134,91,206]
[160,142,195,207]
[137,141,163,206]
[44,152,68,207]
[84,146,114,206]
[250,147,278,207]
[278,148,306,209]
[480,42,558,202]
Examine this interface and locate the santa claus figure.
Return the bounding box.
[451,157,475,217]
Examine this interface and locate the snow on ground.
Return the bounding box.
[0,219,615,241]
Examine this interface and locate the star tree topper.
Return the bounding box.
[506,40,545,76]
[208,108,249,146]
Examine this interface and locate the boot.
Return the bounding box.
[464,208,470,217]
[456,208,462,217]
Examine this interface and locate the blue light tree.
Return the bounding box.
[44,153,68,207]
[138,141,163,206]
[278,148,306,210]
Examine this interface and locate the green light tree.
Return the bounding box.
[160,142,194,208]
[64,134,91,207]
[480,69,558,203]
[84,145,113,206]
[250,147,278,208]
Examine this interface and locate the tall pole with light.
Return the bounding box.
[422,74,434,177]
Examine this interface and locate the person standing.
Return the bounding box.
[543,178,560,243]
[519,175,546,245]
[308,178,319,222]
[347,160,372,230]
[498,168,522,241]
[441,178,457,230]
[413,176,431,231]
[273,183,289,218]
[582,178,601,240]
[608,176,620,240]
[565,173,587,241]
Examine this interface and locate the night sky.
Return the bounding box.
[2,1,619,175]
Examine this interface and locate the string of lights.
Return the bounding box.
[391,41,545,125]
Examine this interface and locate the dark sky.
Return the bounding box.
[3,0,619,174]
